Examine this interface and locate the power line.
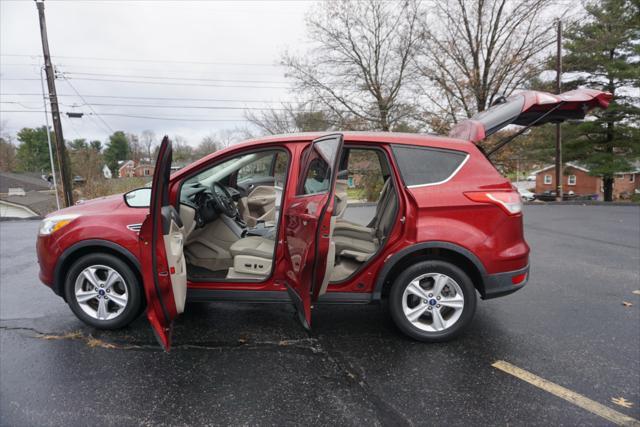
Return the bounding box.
[1,53,283,68]
[0,110,248,122]
[58,101,304,112]
[62,76,290,89]
[62,71,291,85]
[1,93,294,104]
[62,77,114,133]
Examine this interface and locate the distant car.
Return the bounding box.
[36,88,612,350]
[518,188,535,202]
[526,174,536,181]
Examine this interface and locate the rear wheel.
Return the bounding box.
[64,253,142,329]
[389,260,476,342]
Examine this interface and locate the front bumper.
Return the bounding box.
[481,264,529,299]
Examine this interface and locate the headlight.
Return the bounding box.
[39,214,80,235]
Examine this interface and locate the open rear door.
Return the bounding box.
[449,88,612,143]
[283,134,343,329]
[139,136,187,351]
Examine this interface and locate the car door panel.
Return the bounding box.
[139,136,185,351]
[284,134,343,329]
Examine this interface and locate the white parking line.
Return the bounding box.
[492,360,640,427]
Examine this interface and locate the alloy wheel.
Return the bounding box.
[74,264,129,321]
[401,272,465,332]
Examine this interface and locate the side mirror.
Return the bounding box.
[124,187,151,208]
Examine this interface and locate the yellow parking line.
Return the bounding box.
[492,360,640,427]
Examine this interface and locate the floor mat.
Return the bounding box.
[188,264,228,280]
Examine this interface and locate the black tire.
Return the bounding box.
[389,260,477,342]
[64,253,143,330]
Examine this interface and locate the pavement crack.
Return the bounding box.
[318,338,412,427]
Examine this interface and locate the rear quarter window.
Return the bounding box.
[392,145,468,187]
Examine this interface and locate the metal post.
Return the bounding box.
[40,66,60,210]
[555,20,563,202]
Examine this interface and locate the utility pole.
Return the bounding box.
[36,0,73,207]
[554,20,563,202]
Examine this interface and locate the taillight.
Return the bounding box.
[464,191,523,215]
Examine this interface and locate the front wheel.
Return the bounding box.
[64,253,143,329]
[389,260,477,342]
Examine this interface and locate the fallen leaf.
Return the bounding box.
[632,290,640,296]
[611,397,634,408]
[622,301,634,307]
[37,331,83,341]
[86,336,117,349]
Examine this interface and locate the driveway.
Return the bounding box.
[1,205,639,425]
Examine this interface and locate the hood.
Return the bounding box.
[47,193,125,217]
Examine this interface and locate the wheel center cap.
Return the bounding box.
[429,299,437,306]
[98,289,106,296]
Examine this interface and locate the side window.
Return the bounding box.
[237,154,273,182]
[392,145,467,187]
[297,136,342,195]
[299,153,331,195]
[345,149,385,202]
[273,152,288,187]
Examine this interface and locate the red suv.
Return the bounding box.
[36,89,610,350]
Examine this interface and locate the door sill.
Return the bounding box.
[186,289,373,304]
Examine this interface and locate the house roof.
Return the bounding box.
[0,172,51,193]
[532,163,591,175]
[533,160,640,176]
[0,190,56,215]
[118,160,135,172]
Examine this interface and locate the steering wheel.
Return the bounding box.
[210,182,240,219]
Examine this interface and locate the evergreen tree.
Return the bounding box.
[15,126,56,172]
[561,0,640,201]
[104,131,130,174]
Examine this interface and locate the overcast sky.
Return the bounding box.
[0,0,312,145]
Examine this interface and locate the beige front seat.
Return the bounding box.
[226,236,275,279]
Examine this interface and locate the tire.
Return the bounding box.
[64,253,143,329]
[389,260,477,342]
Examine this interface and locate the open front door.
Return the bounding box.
[284,134,343,329]
[139,136,187,351]
[449,88,612,143]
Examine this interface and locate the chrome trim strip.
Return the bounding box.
[406,154,470,189]
[126,223,142,232]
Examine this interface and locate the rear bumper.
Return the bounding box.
[481,264,529,299]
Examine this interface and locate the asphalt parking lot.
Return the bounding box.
[1,204,639,426]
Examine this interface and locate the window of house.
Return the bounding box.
[544,175,552,185]
[392,145,468,187]
[568,175,576,185]
[629,174,635,183]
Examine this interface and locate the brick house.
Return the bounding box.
[118,160,154,178]
[534,162,640,200]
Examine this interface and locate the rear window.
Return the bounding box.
[392,145,467,187]
[473,94,525,136]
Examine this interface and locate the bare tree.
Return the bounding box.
[194,135,219,159]
[171,135,194,163]
[126,132,143,163]
[140,130,156,161]
[214,129,243,150]
[418,0,564,126]
[283,0,424,131]
[245,102,333,135]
